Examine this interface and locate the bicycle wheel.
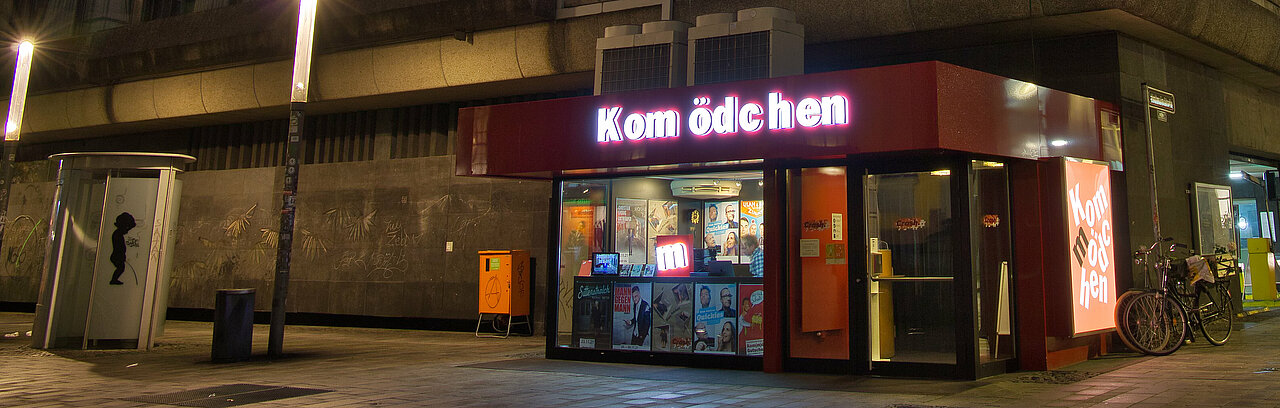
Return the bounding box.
[1195,283,1233,345]
[1121,292,1186,356]
[1113,290,1146,353]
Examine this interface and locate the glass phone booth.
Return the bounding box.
[30,153,194,350]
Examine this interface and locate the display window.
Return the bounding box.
[555,171,766,357]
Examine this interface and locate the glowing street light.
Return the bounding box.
[270,0,318,358]
[5,40,34,141]
[0,40,34,244]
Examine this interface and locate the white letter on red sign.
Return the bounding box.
[597,107,622,142]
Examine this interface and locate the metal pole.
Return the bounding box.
[269,0,318,358]
[1143,84,1160,241]
[269,105,303,357]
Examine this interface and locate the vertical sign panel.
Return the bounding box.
[1064,160,1116,336]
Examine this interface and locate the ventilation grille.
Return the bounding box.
[188,119,287,171]
[304,111,376,165]
[600,43,672,94]
[390,104,455,159]
[693,31,770,85]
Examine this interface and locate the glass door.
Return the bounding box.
[864,169,957,367]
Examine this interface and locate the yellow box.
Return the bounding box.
[1248,237,1272,254]
[478,250,530,316]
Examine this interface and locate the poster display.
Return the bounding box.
[616,199,648,264]
[561,206,597,266]
[1064,159,1116,336]
[88,177,159,341]
[571,281,612,349]
[647,200,679,262]
[693,283,737,354]
[738,284,764,356]
[704,201,739,260]
[652,283,694,352]
[612,283,652,350]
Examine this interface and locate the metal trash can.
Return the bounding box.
[212,288,255,362]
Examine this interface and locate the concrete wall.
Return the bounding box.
[170,155,550,326]
[0,117,553,330]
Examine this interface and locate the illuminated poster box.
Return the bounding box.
[1061,159,1117,336]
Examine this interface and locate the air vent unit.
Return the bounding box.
[688,7,804,86]
[670,179,742,200]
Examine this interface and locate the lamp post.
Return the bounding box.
[1,40,34,243]
[269,0,317,358]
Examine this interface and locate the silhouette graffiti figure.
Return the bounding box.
[108,212,137,285]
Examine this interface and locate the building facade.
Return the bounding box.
[1,0,1279,375]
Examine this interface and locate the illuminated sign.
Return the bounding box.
[654,235,694,277]
[597,92,850,143]
[1146,87,1175,114]
[1064,159,1116,336]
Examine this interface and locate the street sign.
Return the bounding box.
[1147,87,1175,114]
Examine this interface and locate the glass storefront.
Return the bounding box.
[555,171,766,357]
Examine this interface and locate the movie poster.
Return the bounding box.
[652,282,694,352]
[693,283,737,355]
[616,199,648,264]
[738,284,764,356]
[571,281,612,349]
[647,200,679,263]
[739,200,764,264]
[612,283,652,350]
[704,201,739,259]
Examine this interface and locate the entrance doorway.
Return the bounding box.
[782,157,1016,379]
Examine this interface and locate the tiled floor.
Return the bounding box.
[2,311,1279,407]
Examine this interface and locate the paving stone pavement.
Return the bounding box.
[2,311,1280,407]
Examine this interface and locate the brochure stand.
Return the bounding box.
[476,250,532,338]
[30,152,194,350]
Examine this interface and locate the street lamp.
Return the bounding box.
[1,39,35,242]
[269,0,318,358]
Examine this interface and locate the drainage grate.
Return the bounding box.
[1008,371,1101,384]
[124,384,331,407]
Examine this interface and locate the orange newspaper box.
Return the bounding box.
[477,250,531,337]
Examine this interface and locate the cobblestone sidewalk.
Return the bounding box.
[1,311,1279,407]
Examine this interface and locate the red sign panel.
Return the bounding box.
[1063,159,1116,336]
[456,61,1114,178]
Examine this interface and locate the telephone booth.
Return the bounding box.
[30,152,194,350]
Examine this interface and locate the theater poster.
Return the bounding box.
[612,283,652,350]
[704,201,739,259]
[652,282,693,352]
[647,200,679,262]
[693,283,737,355]
[738,284,764,356]
[739,200,764,264]
[616,198,648,264]
[571,281,612,349]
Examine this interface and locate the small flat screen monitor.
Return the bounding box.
[591,252,620,276]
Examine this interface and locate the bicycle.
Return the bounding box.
[1115,239,1238,356]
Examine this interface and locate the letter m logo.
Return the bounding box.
[656,243,688,271]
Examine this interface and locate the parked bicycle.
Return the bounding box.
[1115,238,1238,355]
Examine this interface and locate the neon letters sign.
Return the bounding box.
[597,92,850,143]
